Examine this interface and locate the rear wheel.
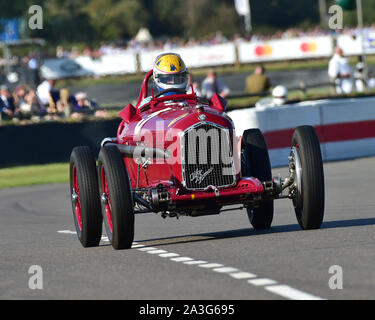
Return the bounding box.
[70,147,102,247]
[98,145,134,250]
[290,126,325,230]
[241,129,274,230]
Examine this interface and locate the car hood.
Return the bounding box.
[118,102,234,149]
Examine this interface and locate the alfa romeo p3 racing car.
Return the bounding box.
[69,70,325,250]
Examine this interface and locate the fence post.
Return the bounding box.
[234,42,241,70]
[136,52,142,75]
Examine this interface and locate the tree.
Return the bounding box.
[2,0,375,46]
[27,0,95,43]
[250,0,320,30]
[0,0,34,18]
[84,0,148,40]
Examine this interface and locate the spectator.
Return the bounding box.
[54,88,73,117]
[255,85,289,108]
[272,85,289,106]
[27,54,41,87]
[0,85,16,119]
[37,79,56,107]
[13,85,29,115]
[187,74,202,97]
[354,56,366,93]
[71,92,107,120]
[37,79,78,120]
[328,47,353,94]
[201,69,230,99]
[14,85,45,118]
[246,65,272,94]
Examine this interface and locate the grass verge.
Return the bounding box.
[0,163,69,189]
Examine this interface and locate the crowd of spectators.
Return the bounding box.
[49,25,375,60]
[0,80,106,123]
[2,24,375,124]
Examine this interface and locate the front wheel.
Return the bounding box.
[241,129,274,230]
[98,145,134,250]
[290,126,325,230]
[70,146,103,247]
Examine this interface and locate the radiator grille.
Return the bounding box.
[182,122,236,190]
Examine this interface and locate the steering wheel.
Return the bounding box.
[154,88,186,98]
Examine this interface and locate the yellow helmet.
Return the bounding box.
[153,53,188,92]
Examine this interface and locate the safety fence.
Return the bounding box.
[227,95,375,167]
[41,34,375,79]
[0,118,121,168]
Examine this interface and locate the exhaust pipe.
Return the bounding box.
[101,138,170,159]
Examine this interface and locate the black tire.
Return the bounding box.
[98,145,134,250]
[291,126,325,230]
[241,129,274,230]
[70,146,102,247]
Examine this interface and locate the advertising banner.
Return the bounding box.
[238,36,333,63]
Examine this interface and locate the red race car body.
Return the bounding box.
[70,70,325,249]
[108,70,265,214]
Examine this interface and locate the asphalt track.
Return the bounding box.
[1,156,374,300]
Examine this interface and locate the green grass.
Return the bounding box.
[0,163,69,189]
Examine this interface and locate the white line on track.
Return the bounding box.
[198,263,224,269]
[183,260,207,265]
[159,253,180,258]
[170,257,194,262]
[213,267,239,273]
[137,247,158,251]
[58,230,77,235]
[147,249,168,255]
[58,230,326,300]
[229,272,257,280]
[131,244,146,248]
[264,285,324,300]
[248,278,278,286]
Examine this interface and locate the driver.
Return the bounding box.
[153,53,188,96]
[138,53,189,108]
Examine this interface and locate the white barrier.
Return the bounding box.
[41,58,93,79]
[40,34,375,79]
[41,52,138,79]
[77,52,138,76]
[237,36,333,63]
[227,97,375,167]
[336,34,375,56]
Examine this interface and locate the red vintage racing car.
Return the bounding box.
[69,70,325,250]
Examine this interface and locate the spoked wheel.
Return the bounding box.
[241,129,274,230]
[289,126,325,230]
[100,164,114,241]
[70,147,103,247]
[97,145,134,250]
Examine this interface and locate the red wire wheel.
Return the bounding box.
[72,165,83,231]
[101,166,113,234]
[98,145,134,250]
[69,147,103,247]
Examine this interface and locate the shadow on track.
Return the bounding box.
[135,218,375,247]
